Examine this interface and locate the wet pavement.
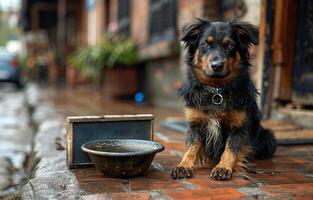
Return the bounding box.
[11,85,313,199]
[42,86,313,200]
[0,84,32,196]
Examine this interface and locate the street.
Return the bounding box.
[0,83,32,198]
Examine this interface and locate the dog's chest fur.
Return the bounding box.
[185,106,246,162]
[181,74,254,162]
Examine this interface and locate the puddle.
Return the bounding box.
[0,116,28,129]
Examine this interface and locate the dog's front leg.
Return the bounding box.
[210,131,249,181]
[171,141,202,179]
[171,107,206,179]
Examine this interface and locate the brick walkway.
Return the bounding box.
[47,87,313,200]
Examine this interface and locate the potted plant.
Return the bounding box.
[68,34,139,97]
[67,47,103,86]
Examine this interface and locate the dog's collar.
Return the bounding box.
[203,86,225,105]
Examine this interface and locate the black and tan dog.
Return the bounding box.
[171,18,277,181]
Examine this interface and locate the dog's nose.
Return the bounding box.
[211,57,224,72]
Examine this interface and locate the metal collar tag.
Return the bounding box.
[203,86,224,105]
[212,93,223,105]
[211,87,224,105]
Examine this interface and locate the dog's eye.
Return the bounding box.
[227,42,234,50]
[201,41,210,48]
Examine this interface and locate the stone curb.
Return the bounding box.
[0,86,32,198]
[22,84,85,200]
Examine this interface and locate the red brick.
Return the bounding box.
[143,170,172,180]
[154,154,182,169]
[252,173,313,185]
[188,176,250,189]
[261,119,298,131]
[79,180,126,194]
[262,183,313,198]
[254,157,313,172]
[73,167,112,183]
[130,179,185,191]
[163,188,246,200]
[288,157,308,164]
[275,145,313,157]
[294,195,313,200]
[163,142,186,152]
[82,192,151,200]
[155,129,186,142]
[191,168,214,178]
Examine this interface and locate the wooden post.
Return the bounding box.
[256,0,267,108]
[56,0,67,83]
[57,0,66,57]
[30,5,39,31]
[261,0,275,118]
[264,0,298,118]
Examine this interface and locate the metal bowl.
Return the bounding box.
[81,139,165,178]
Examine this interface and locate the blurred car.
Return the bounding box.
[0,47,21,88]
[6,40,22,53]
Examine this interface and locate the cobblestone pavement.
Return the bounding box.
[0,84,32,197]
[22,86,313,199]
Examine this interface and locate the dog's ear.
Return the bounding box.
[181,18,210,48]
[231,21,259,48]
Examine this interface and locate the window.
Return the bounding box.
[149,0,177,43]
[118,0,131,35]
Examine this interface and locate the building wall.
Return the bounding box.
[240,0,263,105]
[145,57,182,108]
[95,0,104,42]
[241,0,261,25]
[78,0,87,46]
[85,0,118,46]
[131,0,148,48]
[242,0,263,106]
[87,7,97,46]
[107,0,118,32]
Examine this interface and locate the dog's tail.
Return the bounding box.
[251,127,277,160]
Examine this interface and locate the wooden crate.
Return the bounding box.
[66,114,154,168]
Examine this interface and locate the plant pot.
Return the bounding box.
[102,66,139,97]
[66,64,91,86]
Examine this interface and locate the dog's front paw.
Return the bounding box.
[171,166,193,179]
[210,167,232,181]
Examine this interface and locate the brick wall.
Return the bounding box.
[87,7,97,46]
[131,0,148,48]
[108,0,118,32]
[95,0,105,42]
[145,58,183,108]
[178,0,206,30]
[79,0,88,46]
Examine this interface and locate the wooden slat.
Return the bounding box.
[277,0,297,101]
[67,114,154,123]
[270,0,297,101]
